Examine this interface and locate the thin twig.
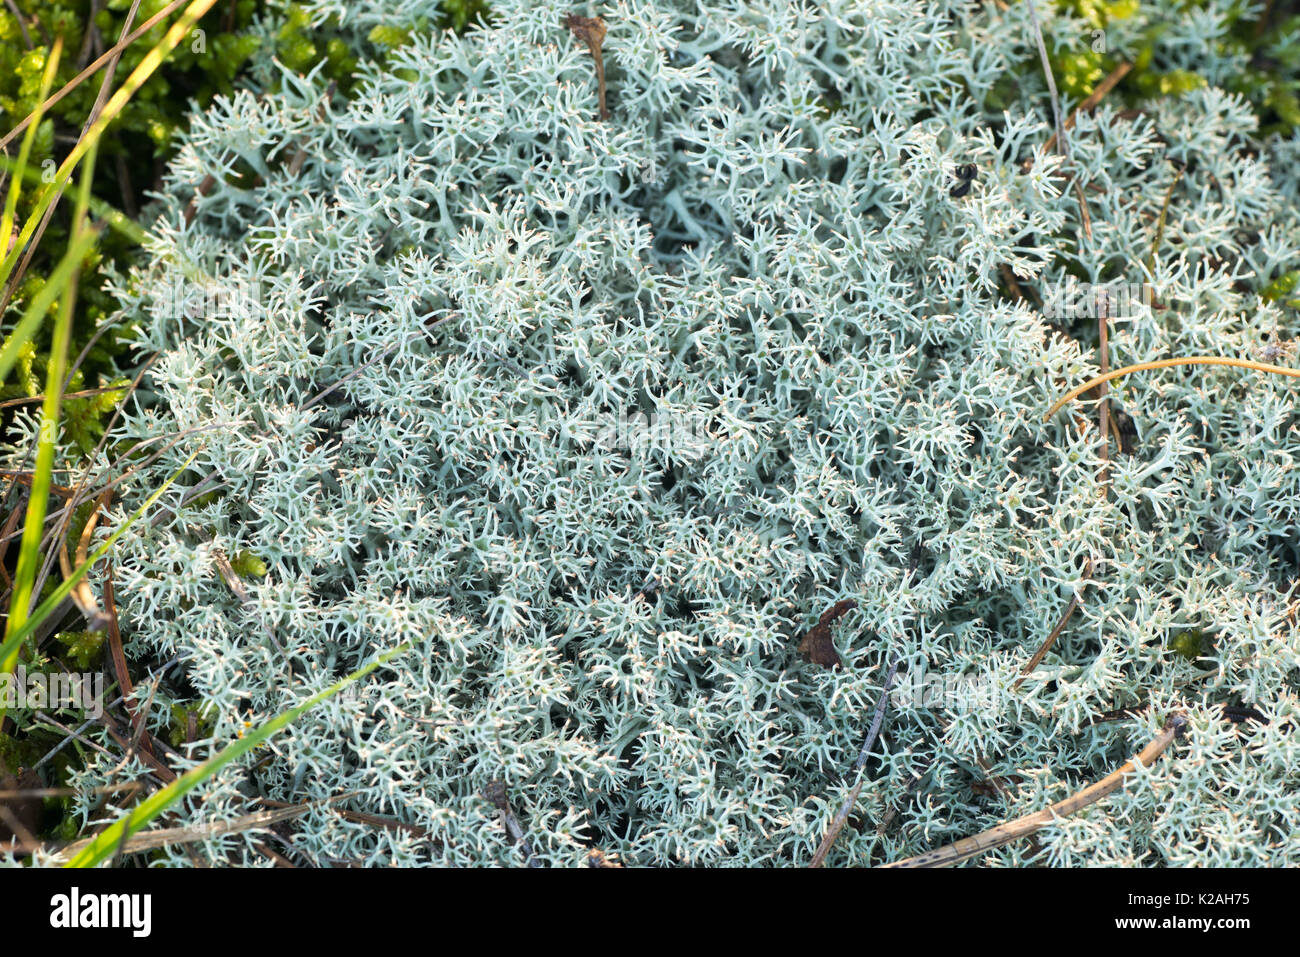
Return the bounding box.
[808,546,921,866]
[0,386,123,409]
[334,808,431,838]
[882,713,1187,867]
[0,780,143,801]
[1098,297,1110,484]
[100,559,154,755]
[1014,559,1093,690]
[808,656,899,867]
[1146,164,1185,275]
[1040,61,1133,156]
[48,794,354,862]
[1023,0,1068,161]
[76,0,106,70]
[1046,356,1300,419]
[482,779,539,866]
[1,0,33,49]
[1075,181,1093,242]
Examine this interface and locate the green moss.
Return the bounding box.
[1048,4,1208,106]
[1058,0,1140,28]
[230,549,268,579]
[438,0,492,32]
[368,23,416,49]
[53,630,105,669]
[1168,628,1206,660]
[0,1,388,457]
[167,702,215,748]
[0,1,267,427]
[1262,270,1300,306]
[1045,1,1300,137]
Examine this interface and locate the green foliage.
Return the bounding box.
[1031,0,1300,138]
[54,629,105,668]
[1220,6,1300,136]
[229,548,267,578]
[1044,2,1208,104]
[0,1,263,435]
[167,702,215,747]
[1168,628,1205,661]
[274,2,355,80]
[1262,269,1300,308]
[437,0,491,32]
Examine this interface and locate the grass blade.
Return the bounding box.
[0,447,201,680]
[1,37,62,257]
[0,0,220,289]
[63,641,415,867]
[0,227,98,384]
[0,155,146,245]
[1,141,100,677]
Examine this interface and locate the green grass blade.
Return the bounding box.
[0,155,146,245]
[0,227,98,384]
[0,0,221,289]
[1,145,100,676]
[62,641,415,867]
[1,37,62,257]
[0,447,201,679]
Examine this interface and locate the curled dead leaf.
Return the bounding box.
[797,599,857,669]
[565,14,610,120]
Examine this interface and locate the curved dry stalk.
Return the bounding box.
[882,713,1187,868]
[46,793,356,862]
[1040,61,1133,156]
[1046,356,1300,419]
[565,15,609,121]
[1146,165,1185,275]
[56,488,111,630]
[1024,0,1067,161]
[1014,558,1092,690]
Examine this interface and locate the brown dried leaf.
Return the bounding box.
[797,599,857,669]
[1113,410,1137,455]
[564,14,606,49]
[565,14,610,120]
